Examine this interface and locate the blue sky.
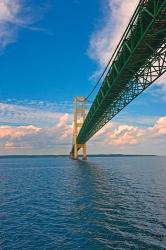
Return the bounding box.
[0,0,100,101]
[0,0,166,155]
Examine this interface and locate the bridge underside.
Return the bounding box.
[71,0,166,156]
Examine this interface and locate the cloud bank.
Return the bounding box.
[94,116,166,144]
[91,116,166,155]
[0,110,165,155]
[0,113,73,154]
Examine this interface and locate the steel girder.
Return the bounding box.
[85,44,166,141]
[73,0,166,147]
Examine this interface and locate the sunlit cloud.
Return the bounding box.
[106,125,144,145]
[148,116,166,137]
[91,116,166,154]
[0,114,73,154]
[0,125,41,139]
[93,122,144,146]
[0,113,165,155]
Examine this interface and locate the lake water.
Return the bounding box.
[0,156,166,250]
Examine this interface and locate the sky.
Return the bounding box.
[0,0,166,155]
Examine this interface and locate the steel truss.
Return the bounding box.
[71,0,166,152]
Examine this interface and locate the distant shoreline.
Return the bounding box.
[0,154,158,158]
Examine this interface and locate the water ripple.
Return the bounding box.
[0,156,166,249]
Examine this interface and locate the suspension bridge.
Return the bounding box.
[70,0,166,160]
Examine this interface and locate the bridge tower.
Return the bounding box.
[71,96,87,160]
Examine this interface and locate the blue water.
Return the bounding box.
[0,156,166,250]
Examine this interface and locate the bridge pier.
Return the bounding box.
[71,96,87,160]
[82,144,87,160]
[73,144,87,160]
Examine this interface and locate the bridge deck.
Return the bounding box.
[71,0,166,154]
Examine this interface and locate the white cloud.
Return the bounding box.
[0,0,24,48]
[0,1,20,22]
[88,0,139,66]
[0,101,74,127]
[0,0,50,49]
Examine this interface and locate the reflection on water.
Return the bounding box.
[0,156,166,249]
